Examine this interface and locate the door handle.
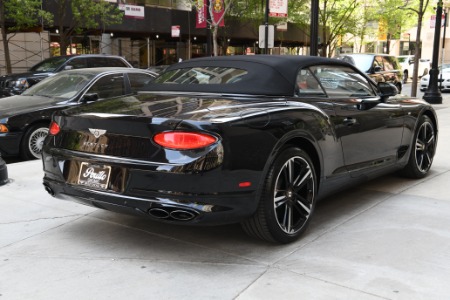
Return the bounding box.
[343,117,356,126]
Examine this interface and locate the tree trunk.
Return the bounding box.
[59,27,68,56]
[0,1,12,74]
[212,26,218,56]
[411,0,425,97]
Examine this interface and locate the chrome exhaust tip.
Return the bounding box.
[148,208,170,219]
[148,205,199,221]
[170,210,197,221]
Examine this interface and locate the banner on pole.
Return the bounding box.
[211,0,225,27]
[196,0,207,28]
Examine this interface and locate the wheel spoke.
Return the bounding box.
[281,205,293,233]
[293,168,311,187]
[416,139,425,152]
[274,195,288,208]
[287,159,294,184]
[296,198,311,214]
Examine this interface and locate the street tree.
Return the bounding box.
[375,0,415,54]
[0,0,52,74]
[318,0,359,57]
[47,0,123,56]
[351,3,379,53]
[400,0,432,97]
[190,0,234,56]
[229,0,309,53]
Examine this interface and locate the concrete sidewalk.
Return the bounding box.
[1,98,450,299]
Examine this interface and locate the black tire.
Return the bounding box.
[401,115,436,178]
[403,71,408,83]
[20,124,49,160]
[241,148,317,243]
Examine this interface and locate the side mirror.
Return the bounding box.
[81,93,99,103]
[378,82,398,98]
[64,65,73,70]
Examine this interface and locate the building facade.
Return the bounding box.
[0,0,313,74]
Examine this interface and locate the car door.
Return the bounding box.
[312,65,404,177]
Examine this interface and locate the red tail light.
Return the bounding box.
[153,132,217,150]
[49,121,60,135]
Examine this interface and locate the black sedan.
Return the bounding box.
[42,55,438,243]
[0,67,156,160]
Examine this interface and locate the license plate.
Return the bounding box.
[77,162,111,190]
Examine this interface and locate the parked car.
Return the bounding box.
[0,54,133,97]
[0,154,7,186]
[42,55,437,244]
[336,53,403,93]
[397,55,431,83]
[420,64,450,91]
[0,67,156,160]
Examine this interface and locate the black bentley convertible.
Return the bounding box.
[42,55,438,243]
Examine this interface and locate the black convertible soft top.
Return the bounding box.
[144,55,356,96]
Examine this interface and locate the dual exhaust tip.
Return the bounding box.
[148,207,198,221]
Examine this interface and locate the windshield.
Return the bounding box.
[29,57,71,72]
[22,73,96,99]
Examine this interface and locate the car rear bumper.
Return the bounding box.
[42,149,262,225]
[43,177,258,225]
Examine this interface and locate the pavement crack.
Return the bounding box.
[0,214,81,225]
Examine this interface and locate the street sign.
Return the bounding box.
[430,14,446,28]
[269,0,288,18]
[171,25,180,38]
[259,25,274,48]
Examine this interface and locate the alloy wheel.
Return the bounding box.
[273,156,315,235]
[414,121,435,173]
[29,127,49,159]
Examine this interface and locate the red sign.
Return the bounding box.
[196,0,225,28]
[211,0,225,27]
[430,14,446,28]
[269,0,288,18]
[196,0,207,28]
[171,25,180,38]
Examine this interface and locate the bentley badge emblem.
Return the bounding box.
[89,128,107,138]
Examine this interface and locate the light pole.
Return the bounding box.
[264,0,269,54]
[423,0,443,104]
[310,0,319,56]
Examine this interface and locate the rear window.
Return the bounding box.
[343,55,374,73]
[88,57,129,68]
[154,67,248,85]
